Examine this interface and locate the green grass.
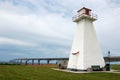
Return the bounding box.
[0,65,120,80]
[111,64,120,70]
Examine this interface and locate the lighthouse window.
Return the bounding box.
[86,9,90,15]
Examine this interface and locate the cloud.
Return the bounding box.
[0,2,74,40]
[0,0,120,61]
[0,37,36,47]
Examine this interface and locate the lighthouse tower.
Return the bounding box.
[67,7,105,70]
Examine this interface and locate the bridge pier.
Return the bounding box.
[47,60,50,64]
[16,60,19,64]
[20,59,22,64]
[32,59,34,65]
[25,60,28,65]
[38,60,40,65]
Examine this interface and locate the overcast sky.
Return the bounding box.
[0,0,120,61]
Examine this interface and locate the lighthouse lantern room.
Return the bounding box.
[72,7,97,22]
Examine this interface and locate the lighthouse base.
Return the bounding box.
[67,65,105,72]
[67,68,87,71]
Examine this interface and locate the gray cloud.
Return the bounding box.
[0,0,120,61]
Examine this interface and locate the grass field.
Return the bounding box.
[111,64,120,70]
[0,64,120,80]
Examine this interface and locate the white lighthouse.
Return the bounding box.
[67,7,105,71]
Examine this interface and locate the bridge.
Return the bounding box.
[9,56,120,65]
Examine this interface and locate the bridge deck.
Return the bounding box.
[10,56,120,65]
